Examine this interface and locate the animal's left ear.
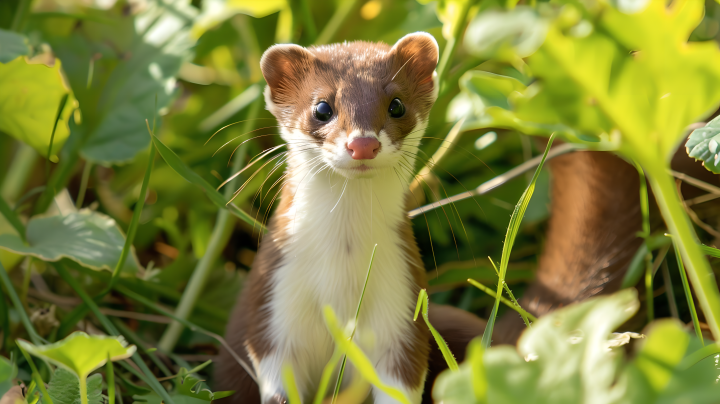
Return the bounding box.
[389,32,439,90]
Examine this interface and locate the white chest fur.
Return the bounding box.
[255,156,420,401]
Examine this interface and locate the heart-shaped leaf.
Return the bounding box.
[0,209,141,273]
[17,332,136,379]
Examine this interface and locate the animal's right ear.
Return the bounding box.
[260,44,315,104]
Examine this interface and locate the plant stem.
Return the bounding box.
[0,261,41,344]
[315,0,360,45]
[75,162,93,209]
[661,260,680,319]
[79,377,88,404]
[467,279,537,322]
[10,0,32,32]
[435,0,475,85]
[646,165,720,340]
[1,143,37,203]
[158,98,261,353]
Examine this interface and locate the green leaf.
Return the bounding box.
[36,1,196,164]
[0,29,30,63]
[0,210,142,273]
[47,369,103,404]
[414,289,459,371]
[18,332,136,379]
[432,338,487,404]
[628,320,720,402]
[686,115,720,173]
[464,8,547,60]
[0,356,18,396]
[151,134,266,232]
[0,57,74,157]
[175,368,234,401]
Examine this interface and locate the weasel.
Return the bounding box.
[215,33,445,404]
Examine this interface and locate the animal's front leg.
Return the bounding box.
[255,354,290,404]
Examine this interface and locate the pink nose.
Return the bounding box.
[347,137,380,160]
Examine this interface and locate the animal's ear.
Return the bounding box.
[260,44,315,102]
[389,32,439,89]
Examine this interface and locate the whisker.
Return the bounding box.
[330,178,349,213]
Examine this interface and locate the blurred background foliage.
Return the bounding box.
[1,0,720,400]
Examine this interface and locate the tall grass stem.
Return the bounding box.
[158,97,262,353]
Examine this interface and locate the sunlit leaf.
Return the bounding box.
[17,332,136,379]
[0,210,141,273]
[33,0,196,164]
[0,57,74,157]
[418,0,472,40]
[192,0,286,38]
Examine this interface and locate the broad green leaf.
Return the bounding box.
[686,116,720,173]
[34,1,196,164]
[432,338,487,404]
[0,57,74,157]
[322,306,410,404]
[0,356,17,396]
[152,134,266,232]
[627,320,720,402]
[461,0,720,161]
[464,9,547,60]
[0,29,30,63]
[17,332,136,379]
[47,369,103,404]
[0,209,141,273]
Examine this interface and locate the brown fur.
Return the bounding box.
[494,149,643,344]
[215,34,440,403]
[261,37,437,147]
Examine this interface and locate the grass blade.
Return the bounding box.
[413,289,458,371]
[671,241,704,345]
[487,257,530,327]
[0,195,25,242]
[701,244,720,258]
[332,244,377,401]
[0,261,41,344]
[45,93,69,179]
[52,262,176,404]
[480,134,555,349]
[322,306,410,404]
[467,279,537,322]
[282,364,302,404]
[17,344,53,404]
[106,354,115,404]
[151,133,266,232]
[313,349,343,404]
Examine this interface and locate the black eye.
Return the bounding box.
[314,101,333,122]
[388,98,405,118]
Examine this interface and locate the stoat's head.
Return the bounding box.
[260,33,439,180]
